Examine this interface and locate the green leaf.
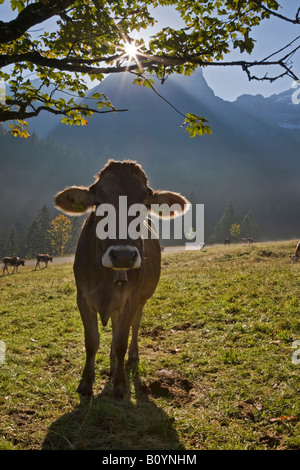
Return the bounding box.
[183,113,212,138]
[10,0,25,12]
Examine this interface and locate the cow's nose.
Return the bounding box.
[109,249,138,267]
[102,246,141,269]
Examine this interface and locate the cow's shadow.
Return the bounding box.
[42,363,185,450]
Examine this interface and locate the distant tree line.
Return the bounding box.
[0,204,84,259]
[210,201,261,244]
[0,197,261,258]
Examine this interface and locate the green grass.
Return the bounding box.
[0,240,300,450]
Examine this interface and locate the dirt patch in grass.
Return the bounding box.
[144,369,193,406]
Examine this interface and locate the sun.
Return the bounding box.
[123,41,138,60]
[117,37,146,72]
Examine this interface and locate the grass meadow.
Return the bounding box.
[0,240,300,450]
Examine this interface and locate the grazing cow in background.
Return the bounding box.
[291,241,300,262]
[35,254,53,270]
[3,256,25,275]
[55,159,189,398]
[224,239,231,245]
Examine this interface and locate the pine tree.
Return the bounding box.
[5,225,19,256]
[0,230,3,257]
[240,211,260,240]
[214,201,237,243]
[35,204,52,253]
[65,216,84,254]
[24,220,39,259]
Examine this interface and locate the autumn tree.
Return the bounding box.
[49,214,72,255]
[230,223,241,242]
[0,1,299,137]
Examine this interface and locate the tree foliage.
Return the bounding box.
[0,229,4,258]
[0,0,299,137]
[214,201,237,242]
[24,219,39,258]
[230,223,241,241]
[35,204,52,253]
[240,210,260,240]
[24,204,52,257]
[48,214,72,255]
[4,223,19,255]
[213,203,261,242]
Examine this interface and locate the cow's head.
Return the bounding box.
[55,159,189,270]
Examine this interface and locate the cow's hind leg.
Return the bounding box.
[76,291,99,396]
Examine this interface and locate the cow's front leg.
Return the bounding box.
[111,300,137,398]
[128,304,144,363]
[76,292,99,396]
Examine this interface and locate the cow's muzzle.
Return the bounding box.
[102,245,141,270]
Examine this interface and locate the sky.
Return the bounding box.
[0,1,299,101]
[152,3,300,101]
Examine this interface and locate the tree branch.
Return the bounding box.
[0,50,151,74]
[0,0,75,44]
[1,46,299,82]
[252,1,300,24]
[142,51,300,82]
[0,103,128,122]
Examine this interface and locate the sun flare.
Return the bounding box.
[117,37,146,72]
[124,41,138,59]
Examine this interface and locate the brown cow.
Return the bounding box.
[291,241,300,262]
[55,159,188,398]
[3,256,25,275]
[35,254,53,270]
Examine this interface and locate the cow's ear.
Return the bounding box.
[55,186,97,215]
[148,190,190,218]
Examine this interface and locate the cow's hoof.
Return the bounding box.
[77,380,93,397]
